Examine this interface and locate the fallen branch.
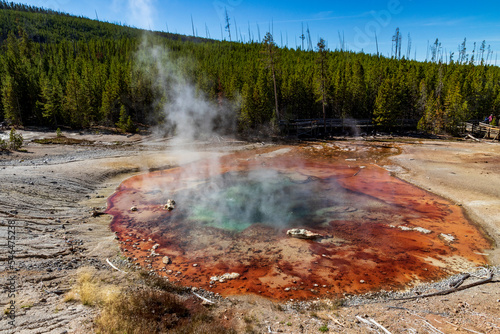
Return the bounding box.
[106,258,127,273]
[192,291,215,304]
[327,314,343,326]
[391,270,494,301]
[421,319,444,334]
[466,134,480,142]
[448,273,470,288]
[369,318,392,334]
[356,316,392,333]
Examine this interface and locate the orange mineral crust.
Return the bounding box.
[106,144,490,301]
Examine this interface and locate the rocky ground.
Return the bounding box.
[0,129,499,334]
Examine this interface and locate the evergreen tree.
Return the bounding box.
[1,74,21,125]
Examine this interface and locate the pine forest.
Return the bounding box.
[1,2,500,135]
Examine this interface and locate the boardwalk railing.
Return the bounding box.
[280,118,418,137]
[279,118,374,137]
[464,122,500,140]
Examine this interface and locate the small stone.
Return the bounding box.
[360,280,365,284]
[130,206,137,212]
[286,228,322,240]
[162,256,171,265]
[284,287,291,291]
[193,263,198,267]
[440,233,456,243]
[164,199,176,211]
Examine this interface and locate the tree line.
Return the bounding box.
[1,3,500,135]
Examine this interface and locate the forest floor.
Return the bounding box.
[0,129,499,334]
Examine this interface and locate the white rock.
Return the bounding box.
[210,272,240,283]
[440,233,456,242]
[414,227,432,234]
[164,199,176,211]
[286,228,322,240]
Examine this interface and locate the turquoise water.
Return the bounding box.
[181,170,324,232]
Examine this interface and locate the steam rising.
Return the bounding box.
[135,43,236,145]
[134,39,331,233]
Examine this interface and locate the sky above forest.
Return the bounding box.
[17,0,500,63]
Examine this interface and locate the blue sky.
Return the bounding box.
[17,0,500,63]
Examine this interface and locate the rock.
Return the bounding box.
[440,233,456,242]
[162,256,171,264]
[164,199,176,211]
[130,206,137,212]
[286,228,322,240]
[152,243,160,250]
[210,272,241,283]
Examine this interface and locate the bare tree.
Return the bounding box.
[225,8,231,41]
[316,38,328,134]
[261,32,280,123]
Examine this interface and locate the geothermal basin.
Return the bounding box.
[106,143,490,300]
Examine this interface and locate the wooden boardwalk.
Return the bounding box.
[465,122,500,140]
[279,118,419,138]
[279,118,373,137]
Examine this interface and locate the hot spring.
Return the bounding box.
[106,143,490,300]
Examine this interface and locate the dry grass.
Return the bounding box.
[32,137,94,145]
[64,267,121,306]
[138,270,190,294]
[64,267,236,333]
[96,287,236,334]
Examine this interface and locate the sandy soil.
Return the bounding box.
[0,130,499,334]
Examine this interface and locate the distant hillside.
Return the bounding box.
[0,1,209,43]
[1,1,499,136]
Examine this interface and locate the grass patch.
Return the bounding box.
[63,267,121,306]
[66,268,236,333]
[96,287,236,334]
[33,136,94,145]
[319,324,329,332]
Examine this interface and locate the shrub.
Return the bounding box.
[56,127,62,137]
[0,138,7,150]
[116,105,137,133]
[8,128,23,151]
[63,267,120,307]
